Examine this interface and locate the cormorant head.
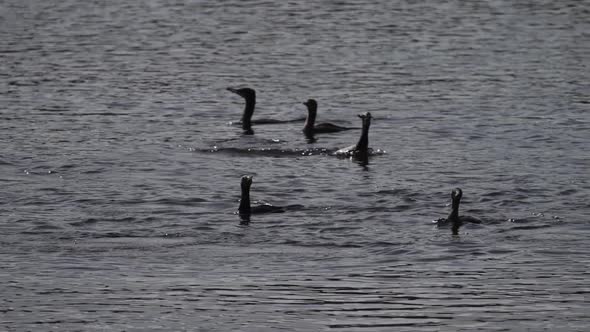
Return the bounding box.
[451,188,463,201]
[303,99,318,112]
[227,87,256,101]
[358,112,372,127]
[358,112,372,120]
[241,175,253,191]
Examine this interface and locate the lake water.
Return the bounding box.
[1,0,589,330]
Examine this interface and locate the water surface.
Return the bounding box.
[1,0,589,330]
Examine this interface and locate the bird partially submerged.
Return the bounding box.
[334,112,373,162]
[238,175,285,221]
[227,87,305,134]
[302,99,354,137]
[434,188,482,235]
[227,87,256,134]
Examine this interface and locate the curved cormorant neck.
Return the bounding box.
[448,194,460,221]
[355,118,371,154]
[448,194,461,234]
[303,108,317,132]
[238,184,251,215]
[241,96,255,133]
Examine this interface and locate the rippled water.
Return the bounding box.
[2,0,589,330]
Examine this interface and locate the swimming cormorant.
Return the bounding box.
[435,188,482,235]
[238,175,285,218]
[302,99,354,136]
[334,112,373,161]
[227,87,256,134]
[227,87,305,134]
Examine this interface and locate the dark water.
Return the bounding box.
[2,0,589,330]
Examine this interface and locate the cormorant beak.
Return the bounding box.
[227,87,238,95]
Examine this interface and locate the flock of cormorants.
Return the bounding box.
[227,87,481,235]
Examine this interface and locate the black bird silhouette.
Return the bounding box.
[435,188,482,235]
